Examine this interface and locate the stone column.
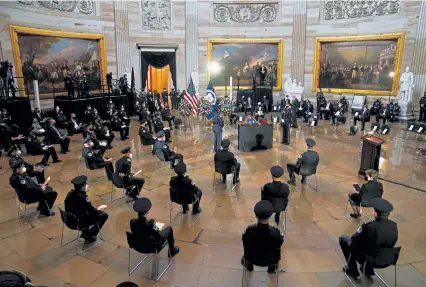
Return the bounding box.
[185,0,198,88]
[113,0,131,77]
[412,1,426,113]
[291,0,307,84]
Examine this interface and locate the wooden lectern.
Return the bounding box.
[359,134,385,176]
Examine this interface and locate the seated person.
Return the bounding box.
[8,144,45,183]
[115,147,145,200]
[82,137,114,180]
[86,125,109,155]
[32,107,46,123]
[170,162,202,214]
[31,118,46,136]
[139,121,156,146]
[84,105,96,124]
[54,106,68,128]
[118,105,131,126]
[287,138,319,185]
[353,105,370,131]
[93,119,115,149]
[67,113,85,137]
[110,112,129,141]
[154,116,171,143]
[130,197,180,257]
[139,107,153,134]
[7,123,26,147]
[65,175,109,243]
[229,105,239,125]
[26,127,61,166]
[302,101,314,122]
[241,200,284,273]
[348,169,383,218]
[153,131,183,168]
[10,161,57,217]
[340,198,398,278]
[261,166,290,224]
[214,139,241,183]
[46,119,71,154]
[161,104,175,130]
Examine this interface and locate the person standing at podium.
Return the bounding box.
[353,105,370,131]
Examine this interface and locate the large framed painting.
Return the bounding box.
[313,33,404,96]
[207,38,283,91]
[9,25,107,95]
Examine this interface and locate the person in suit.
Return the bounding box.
[82,136,114,180]
[32,108,45,124]
[26,127,61,166]
[290,96,299,128]
[354,105,370,131]
[106,72,113,94]
[261,166,290,224]
[10,161,57,217]
[31,118,46,136]
[153,131,183,168]
[130,198,180,257]
[115,147,145,200]
[84,105,96,124]
[54,106,68,128]
[161,104,175,130]
[46,119,70,154]
[419,92,426,122]
[340,198,398,278]
[303,100,314,122]
[8,144,45,183]
[214,139,241,183]
[287,139,319,185]
[169,162,202,214]
[348,169,383,218]
[64,175,109,243]
[212,108,223,152]
[241,200,283,273]
[161,88,168,106]
[280,105,292,145]
[67,113,85,137]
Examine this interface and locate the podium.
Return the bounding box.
[358,134,385,176]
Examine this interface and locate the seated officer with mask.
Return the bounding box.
[115,147,145,200]
[153,131,183,168]
[287,138,319,185]
[82,137,114,180]
[340,198,398,278]
[348,169,383,219]
[130,197,180,257]
[10,161,57,217]
[8,144,45,183]
[214,139,241,183]
[261,166,290,224]
[65,175,109,243]
[241,200,284,273]
[169,162,202,215]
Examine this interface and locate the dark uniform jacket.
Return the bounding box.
[64,189,98,221]
[242,223,283,265]
[82,147,104,169]
[214,149,237,171]
[170,175,201,201]
[295,150,319,176]
[359,180,384,206]
[25,134,47,155]
[116,156,132,175]
[419,96,426,108]
[9,155,35,173]
[139,126,155,145]
[10,172,43,203]
[261,181,290,207]
[130,216,165,250]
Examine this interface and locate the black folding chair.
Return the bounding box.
[110,172,137,204]
[14,191,51,225]
[126,231,173,281]
[269,197,288,232]
[241,247,281,287]
[169,187,201,224]
[343,198,375,224]
[58,207,103,254]
[213,161,237,190]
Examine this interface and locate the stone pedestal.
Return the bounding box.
[396,101,415,122]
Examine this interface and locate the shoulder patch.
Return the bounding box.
[298,155,302,159]
[163,145,167,149]
[127,158,131,162]
[356,226,362,234]
[86,196,91,202]
[20,179,26,185]
[88,153,93,157]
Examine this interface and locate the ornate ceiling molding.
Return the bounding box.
[17,0,96,15]
[324,0,400,20]
[213,2,278,23]
[141,0,172,31]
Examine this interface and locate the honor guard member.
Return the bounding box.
[138,121,156,152]
[116,147,145,200]
[287,138,319,185]
[419,92,426,122]
[339,198,398,278]
[82,137,114,180]
[241,200,284,273]
[65,176,109,243]
[261,166,290,224]
[169,162,202,214]
[130,198,180,257]
[212,107,223,152]
[10,161,57,217]
[154,131,183,168]
[290,96,299,128]
[280,105,292,145]
[8,144,45,183]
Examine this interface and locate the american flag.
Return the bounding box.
[184,77,198,115]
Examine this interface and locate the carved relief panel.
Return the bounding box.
[17,0,96,15]
[213,2,278,23]
[141,0,172,31]
[323,0,400,20]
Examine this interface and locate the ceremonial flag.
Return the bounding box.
[185,77,198,115]
[206,78,218,119]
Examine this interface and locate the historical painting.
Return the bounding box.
[313,33,404,96]
[9,25,107,95]
[207,39,283,91]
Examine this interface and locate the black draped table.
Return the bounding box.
[237,123,273,152]
[54,94,133,119]
[236,87,273,111]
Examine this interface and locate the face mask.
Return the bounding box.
[129,153,133,159]
[16,150,22,156]
[21,167,26,173]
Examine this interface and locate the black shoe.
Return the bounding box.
[85,236,97,244]
[267,266,277,273]
[301,179,307,185]
[130,194,139,200]
[40,211,55,217]
[182,206,189,214]
[342,266,360,279]
[350,213,360,219]
[360,265,375,277]
[52,160,62,163]
[192,208,202,215]
[169,246,180,257]
[38,162,49,166]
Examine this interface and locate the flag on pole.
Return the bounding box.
[206,78,218,119]
[184,77,198,115]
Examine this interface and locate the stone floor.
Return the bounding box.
[0,114,425,287]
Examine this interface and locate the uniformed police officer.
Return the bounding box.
[82,137,114,180]
[64,175,109,243]
[212,107,223,152]
[170,162,202,214]
[340,198,398,278]
[290,96,299,128]
[419,92,426,122]
[116,147,145,200]
[26,127,61,166]
[280,105,292,145]
[8,144,45,183]
[153,131,183,168]
[10,161,57,217]
[84,105,96,124]
[261,166,290,224]
[130,198,180,257]
[287,138,319,185]
[138,121,156,148]
[241,200,284,273]
[214,139,241,183]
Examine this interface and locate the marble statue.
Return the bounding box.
[191,68,199,93]
[398,66,414,102]
[283,77,304,100]
[284,77,292,94]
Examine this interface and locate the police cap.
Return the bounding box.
[270,166,284,177]
[221,139,230,148]
[174,162,186,174]
[121,146,131,154]
[306,138,316,147]
[10,161,24,169]
[370,198,393,214]
[254,200,274,220]
[133,197,152,213]
[71,175,88,189]
[116,282,139,287]
[8,144,19,155]
[156,131,165,137]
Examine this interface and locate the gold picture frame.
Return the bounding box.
[207,38,283,91]
[313,33,405,96]
[9,25,107,95]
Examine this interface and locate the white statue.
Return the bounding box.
[123,68,131,88]
[284,77,292,93]
[398,66,414,102]
[297,81,305,94]
[191,68,199,93]
[292,79,298,89]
